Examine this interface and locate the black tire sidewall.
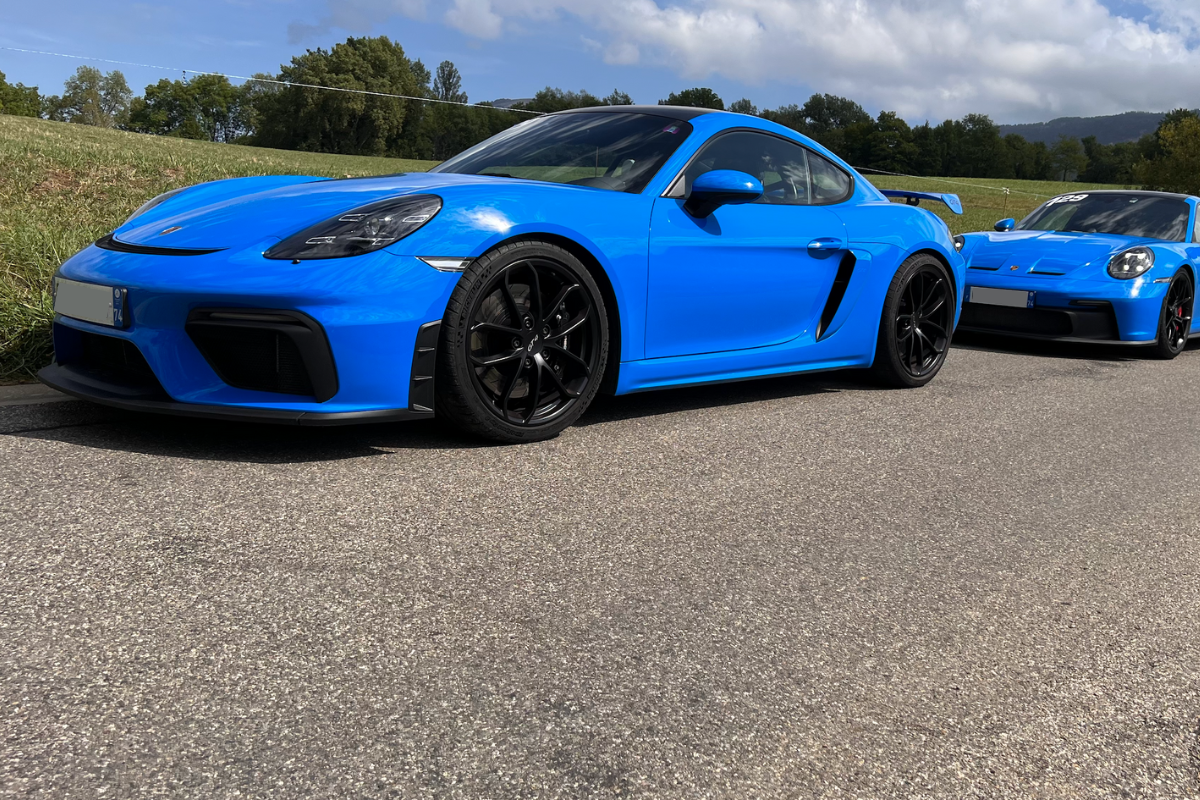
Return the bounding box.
[871,254,954,388]
[435,240,609,442]
[1154,269,1192,359]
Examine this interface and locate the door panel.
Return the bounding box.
[646,197,847,358]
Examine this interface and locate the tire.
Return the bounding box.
[870,253,954,388]
[435,240,609,443]
[1153,270,1192,360]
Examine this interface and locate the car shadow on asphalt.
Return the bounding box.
[3,372,854,463]
[0,402,488,463]
[950,330,1200,361]
[579,372,850,426]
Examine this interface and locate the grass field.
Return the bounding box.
[0,114,1127,381]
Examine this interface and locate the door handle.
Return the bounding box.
[807,238,844,252]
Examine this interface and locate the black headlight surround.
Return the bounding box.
[264,194,443,261]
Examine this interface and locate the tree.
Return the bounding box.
[252,36,423,156]
[42,66,131,127]
[432,61,466,104]
[126,74,253,142]
[728,98,757,116]
[660,87,723,110]
[602,89,633,106]
[0,71,40,117]
[514,87,604,113]
[1049,135,1088,181]
[866,111,919,174]
[1137,116,1200,195]
[760,104,807,135]
[799,94,870,135]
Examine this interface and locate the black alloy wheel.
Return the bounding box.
[871,254,955,387]
[1154,270,1193,359]
[436,240,608,442]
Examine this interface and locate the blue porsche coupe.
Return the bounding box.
[957,190,1200,359]
[41,105,965,442]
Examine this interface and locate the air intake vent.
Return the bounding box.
[816,253,857,340]
[186,309,338,401]
[79,331,158,385]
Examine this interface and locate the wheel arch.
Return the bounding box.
[910,247,958,300]
[487,232,623,394]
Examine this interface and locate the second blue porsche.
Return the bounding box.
[41,105,965,442]
[957,190,1200,359]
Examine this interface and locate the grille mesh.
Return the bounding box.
[189,326,315,397]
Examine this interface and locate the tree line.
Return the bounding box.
[2,35,1198,193]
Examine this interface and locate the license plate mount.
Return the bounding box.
[966,286,1035,309]
[53,278,128,328]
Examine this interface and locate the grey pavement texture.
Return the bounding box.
[2,334,1200,799]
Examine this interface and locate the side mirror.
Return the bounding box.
[684,170,763,217]
[994,218,1015,232]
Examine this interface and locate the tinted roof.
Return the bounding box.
[554,105,719,121]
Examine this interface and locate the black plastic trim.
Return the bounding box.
[95,233,226,257]
[38,363,428,426]
[409,321,440,413]
[959,301,1126,342]
[185,308,339,402]
[816,252,857,340]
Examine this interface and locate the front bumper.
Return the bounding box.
[958,271,1167,344]
[46,244,459,422]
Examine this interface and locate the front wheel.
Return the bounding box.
[1153,270,1192,360]
[435,240,609,443]
[870,254,954,388]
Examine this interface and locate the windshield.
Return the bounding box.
[1017,193,1191,241]
[431,112,693,194]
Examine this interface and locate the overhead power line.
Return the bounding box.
[0,45,545,115]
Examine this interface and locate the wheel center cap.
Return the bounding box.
[525,334,541,355]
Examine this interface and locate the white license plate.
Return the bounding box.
[966,286,1034,309]
[53,278,127,327]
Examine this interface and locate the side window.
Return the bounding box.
[674,131,811,206]
[1194,208,1200,242]
[808,152,853,204]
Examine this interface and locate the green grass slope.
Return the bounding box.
[0,115,436,381]
[0,114,1129,381]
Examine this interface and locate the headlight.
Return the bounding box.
[126,187,189,223]
[953,234,965,253]
[264,195,442,261]
[1107,246,1155,279]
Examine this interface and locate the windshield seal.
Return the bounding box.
[1016,193,1190,242]
[431,112,694,194]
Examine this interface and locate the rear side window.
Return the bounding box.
[1194,206,1200,242]
[808,152,853,204]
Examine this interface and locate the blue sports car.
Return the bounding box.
[41,105,965,442]
[957,190,1199,359]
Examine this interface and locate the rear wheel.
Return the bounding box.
[435,240,608,443]
[1153,270,1192,360]
[870,254,954,387]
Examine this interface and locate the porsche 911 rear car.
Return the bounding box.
[957,191,1200,359]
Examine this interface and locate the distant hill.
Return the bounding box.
[999,112,1166,145]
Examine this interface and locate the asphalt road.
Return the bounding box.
[3,334,1200,799]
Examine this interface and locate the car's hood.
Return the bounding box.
[963,229,1151,276]
[113,172,550,251]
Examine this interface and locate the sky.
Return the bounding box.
[2,0,1199,125]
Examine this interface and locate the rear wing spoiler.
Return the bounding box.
[880,190,963,215]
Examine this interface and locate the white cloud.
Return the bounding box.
[292,0,1200,121]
